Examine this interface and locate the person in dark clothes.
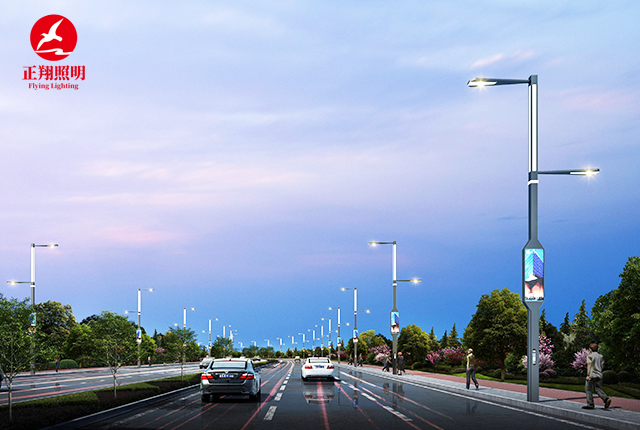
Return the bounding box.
[397,352,405,375]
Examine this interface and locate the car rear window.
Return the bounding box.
[308,358,330,363]
[211,361,247,370]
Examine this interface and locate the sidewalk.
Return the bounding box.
[341,364,640,430]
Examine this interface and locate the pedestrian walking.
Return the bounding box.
[582,343,612,410]
[466,348,479,390]
[349,355,354,366]
[148,356,152,367]
[358,354,363,367]
[382,355,390,372]
[55,357,60,373]
[397,352,405,375]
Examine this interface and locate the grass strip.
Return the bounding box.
[0,373,202,430]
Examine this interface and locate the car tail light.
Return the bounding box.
[239,373,255,380]
[304,365,313,369]
[327,366,334,369]
[201,373,214,380]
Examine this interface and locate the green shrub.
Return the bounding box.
[453,367,466,374]
[618,371,632,383]
[492,369,502,379]
[366,352,376,364]
[603,370,618,384]
[58,359,79,369]
[412,362,424,370]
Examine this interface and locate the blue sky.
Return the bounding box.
[1,1,639,351]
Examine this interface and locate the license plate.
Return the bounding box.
[315,365,324,368]
[219,374,235,379]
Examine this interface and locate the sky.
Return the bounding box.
[1,1,639,352]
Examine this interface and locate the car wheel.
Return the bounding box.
[201,394,210,403]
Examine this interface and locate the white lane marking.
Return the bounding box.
[279,385,286,391]
[275,393,283,401]
[382,405,413,422]
[264,406,277,420]
[347,370,600,430]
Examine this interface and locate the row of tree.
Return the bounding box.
[277,256,639,381]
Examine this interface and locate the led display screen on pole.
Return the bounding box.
[390,311,399,334]
[524,248,544,302]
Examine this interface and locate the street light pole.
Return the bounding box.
[208,318,218,357]
[125,288,154,367]
[369,241,421,374]
[7,243,58,375]
[467,75,599,402]
[329,307,341,366]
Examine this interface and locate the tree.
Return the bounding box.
[211,337,233,358]
[428,327,439,350]
[439,331,449,349]
[463,288,527,380]
[63,324,95,366]
[166,326,197,381]
[449,324,461,348]
[592,256,640,370]
[559,312,571,335]
[34,301,77,363]
[0,295,38,421]
[397,324,431,366]
[88,311,137,397]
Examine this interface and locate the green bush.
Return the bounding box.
[492,369,502,379]
[366,352,376,364]
[618,371,632,383]
[603,370,618,384]
[453,367,466,374]
[60,359,79,369]
[412,362,424,370]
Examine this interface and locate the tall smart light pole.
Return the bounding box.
[207,318,218,357]
[328,307,341,366]
[276,337,283,351]
[7,243,58,375]
[468,75,599,402]
[341,287,370,365]
[298,332,306,351]
[124,288,154,367]
[369,241,421,374]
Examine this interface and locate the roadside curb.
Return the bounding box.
[341,365,640,430]
[43,384,199,430]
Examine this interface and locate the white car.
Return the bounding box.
[199,357,214,369]
[301,357,335,380]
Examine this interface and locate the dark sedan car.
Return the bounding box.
[200,358,262,402]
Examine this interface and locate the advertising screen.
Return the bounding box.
[390,311,400,334]
[524,248,544,302]
[353,329,358,341]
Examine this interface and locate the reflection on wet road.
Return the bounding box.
[72,361,599,429]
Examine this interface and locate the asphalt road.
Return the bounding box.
[0,362,201,405]
[77,360,604,430]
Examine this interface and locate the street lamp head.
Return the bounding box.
[467,78,497,87]
[412,278,421,284]
[368,242,378,247]
[467,77,530,87]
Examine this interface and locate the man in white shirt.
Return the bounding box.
[582,343,611,410]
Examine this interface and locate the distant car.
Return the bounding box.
[301,357,335,381]
[200,358,262,402]
[199,357,214,369]
[294,356,301,364]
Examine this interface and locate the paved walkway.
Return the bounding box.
[341,363,640,430]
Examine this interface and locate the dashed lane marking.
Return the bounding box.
[382,405,413,422]
[264,406,277,420]
[275,393,283,401]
